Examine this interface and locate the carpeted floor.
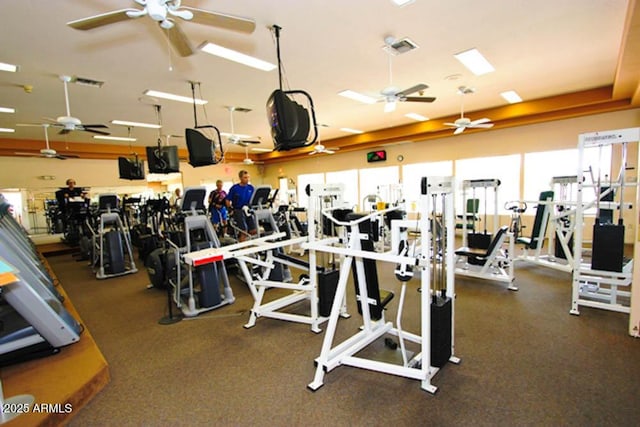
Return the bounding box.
[45,250,640,427]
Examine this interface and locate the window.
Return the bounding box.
[455,154,520,216]
[297,173,324,209]
[326,169,358,209]
[358,166,399,210]
[523,147,611,203]
[402,161,453,211]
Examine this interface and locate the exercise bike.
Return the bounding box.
[504,201,527,240]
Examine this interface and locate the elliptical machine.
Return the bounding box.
[89,194,138,279]
[171,187,235,317]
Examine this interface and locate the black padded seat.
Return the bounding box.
[455,226,509,266]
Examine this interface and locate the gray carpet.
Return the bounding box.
[46,252,640,427]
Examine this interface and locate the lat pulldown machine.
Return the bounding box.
[571,128,639,316]
[306,176,459,394]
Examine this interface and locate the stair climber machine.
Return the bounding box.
[305,176,459,394]
[170,187,235,317]
[86,194,138,279]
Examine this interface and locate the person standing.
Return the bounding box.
[208,179,228,236]
[226,170,255,241]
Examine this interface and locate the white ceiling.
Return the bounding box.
[0,0,631,154]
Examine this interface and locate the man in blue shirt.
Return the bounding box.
[226,170,256,241]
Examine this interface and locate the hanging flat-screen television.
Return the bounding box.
[146,146,180,174]
[118,157,145,180]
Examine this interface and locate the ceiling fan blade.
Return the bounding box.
[469,118,492,126]
[55,155,69,160]
[164,22,194,57]
[403,96,436,103]
[59,128,71,135]
[470,123,494,129]
[325,150,335,154]
[308,151,317,156]
[239,139,261,145]
[181,7,256,33]
[443,122,458,127]
[454,127,466,135]
[16,123,43,127]
[67,9,140,30]
[396,84,429,97]
[81,127,110,135]
[60,154,80,159]
[82,124,109,129]
[14,152,38,157]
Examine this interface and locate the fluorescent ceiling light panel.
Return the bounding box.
[111,120,161,129]
[500,90,523,103]
[0,62,18,73]
[200,42,276,72]
[338,90,378,104]
[220,132,252,139]
[0,128,15,133]
[143,90,207,105]
[93,135,137,142]
[405,113,428,121]
[340,127,364,134]
[391,0,415,6]
[0,107,15,113]
[454,48,495,76]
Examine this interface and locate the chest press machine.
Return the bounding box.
[306,176,459,394]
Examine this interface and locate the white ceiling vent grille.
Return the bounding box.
[382,37,419,56]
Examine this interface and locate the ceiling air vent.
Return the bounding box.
[72,76,104,88]
[382,37,419,56]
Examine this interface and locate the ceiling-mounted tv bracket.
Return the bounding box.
[185,80,224,166]
[267,25,318,151]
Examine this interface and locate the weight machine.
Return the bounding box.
[184,185,341,332]
[306,176,459,394]
[455,178,515,288]
[514,174,583,273]
[87,194,138,279]
[459,179,501,249]
[571,128,639,316]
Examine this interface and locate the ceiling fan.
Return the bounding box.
[308,126,340,155]
[32,75,109,136]
[67,0,256,57]
[309,143,339,155]
[376,38,436,112]
[224,107,261,147]
[444,86,494,135]
[14,125,78,160]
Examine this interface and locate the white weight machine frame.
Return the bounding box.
[458,178,500,248]
[183,232,336,332]
[306,176,459,394]
[515,177,580,274]
[571,127,639,316]
[455,179,515,288]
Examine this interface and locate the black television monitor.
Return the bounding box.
[146,145,180,174]
[267,90,312,151]
[118,157,145,180]
[185,128,216,167]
